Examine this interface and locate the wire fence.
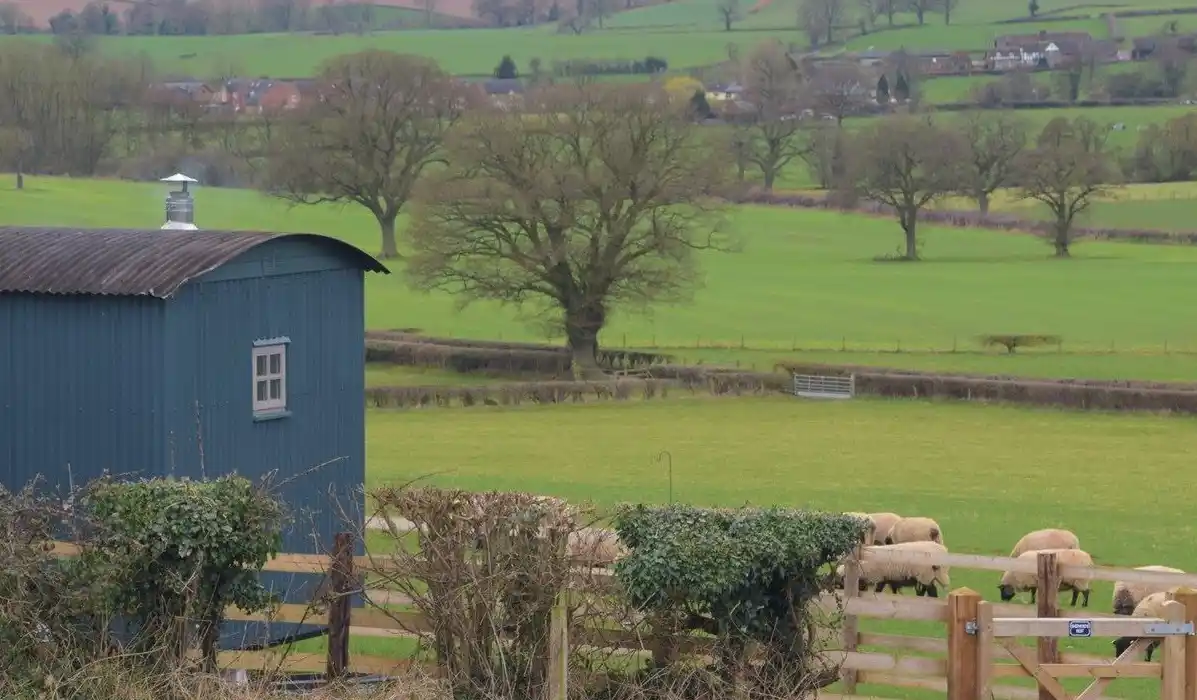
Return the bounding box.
[592,334,1197,356]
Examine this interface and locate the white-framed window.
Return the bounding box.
[252,344,287,414]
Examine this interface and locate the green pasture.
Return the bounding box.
[65,26,798,78]
[7,176,1197,381]
[362,396,1197,699]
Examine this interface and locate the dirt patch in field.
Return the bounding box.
[14,0,481,28]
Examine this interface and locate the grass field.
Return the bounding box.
[362,395,1197,698]
[8,176,1197,382]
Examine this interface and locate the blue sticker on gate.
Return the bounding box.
[1068,620,1093,638]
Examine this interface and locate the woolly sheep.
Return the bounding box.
[836,541,951,598]
[843,512,876,546]
[1112,566,1185,616]
[1112,591,1175,661]
[884,516,942,546]
[998,548,1094,607]
[868,513,902,546]
[1010,529,1080,558]
[568,527,628,567]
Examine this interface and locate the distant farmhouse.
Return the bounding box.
[0,199,388,567]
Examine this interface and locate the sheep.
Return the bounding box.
[843,512,876,545]
[998,548,1094,607]
[567,527,628,567]
[835,541,951,598]
[1112,591,1175,661]
[868,512,902,546]
[1112,566,1185,616]
[1010,529,1080,558]
[884,516,942,546]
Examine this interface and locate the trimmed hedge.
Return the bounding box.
[364,334,674,375]
[365,372,792,409]
[741,191,1197,245]
[774,361,1197,413]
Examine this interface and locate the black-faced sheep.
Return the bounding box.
[1009,528,1080,558]
[998,548,1093,607]
[836,541,950,597]
[1112,591,1175,661]
[1112,566,1185,616]
[884,516,942,546]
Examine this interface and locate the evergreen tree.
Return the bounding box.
[494,55,518,80]
[894,72,910,101]
[876,74,890,104]
[689,89,712,119]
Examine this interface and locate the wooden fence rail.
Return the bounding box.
[48,539,1197,700]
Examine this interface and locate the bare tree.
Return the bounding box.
[849,116,962,260]
[807,61,868,124]
[257,51,464,259]
[717,0,741,31]
[0,3,32,33]
[801,0,845,44]
[1015,116,1115,257]
[405,83,734,373]
[908,0,934,25]
[877,0,896,26]
[739,41,808,191]
[942,0,956,24]
[954,112,1028,214]
[800,122,849,189]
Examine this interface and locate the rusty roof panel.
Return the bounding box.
[0,227,387,298]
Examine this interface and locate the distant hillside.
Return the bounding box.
[12,0,480,29]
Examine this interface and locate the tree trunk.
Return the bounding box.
[565,303,605,377]
[977,191,989,214]
[1054,220,1070,257]
[902,213,919,260]
[377,213,399,259]
[763,168,776,192]
[724,14,731,30]
[15,168,23,190]
[916,6,924,24]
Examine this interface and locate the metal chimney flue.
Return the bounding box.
[160,173,199,231]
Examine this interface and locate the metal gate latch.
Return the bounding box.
[1144,622,1195,635]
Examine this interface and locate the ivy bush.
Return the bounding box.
[81,476,285,670]
[613,504,867,692]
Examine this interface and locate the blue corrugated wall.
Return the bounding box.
[1,236,369,650]
[0,294,167,491]
[163,238,367,647]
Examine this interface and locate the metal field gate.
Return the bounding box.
[792,373,855,399]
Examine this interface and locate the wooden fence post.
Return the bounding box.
[975,600,995,700]
[326,532,353,681]
[1174,587,1197,700]
[947,587,980,700]
[1162,599,1187,700]
[548,594,569,700]
[1036,551,1060,700]
[841,547,862,694]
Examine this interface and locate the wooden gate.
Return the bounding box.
[973,599,1193,700]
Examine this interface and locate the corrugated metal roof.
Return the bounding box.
[0,227,388,299]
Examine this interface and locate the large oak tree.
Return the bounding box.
[739,41,808,192]
[849,116,962,260]
[405,83,734,374]
[258,51,467,259]
[1015,116,1115,257]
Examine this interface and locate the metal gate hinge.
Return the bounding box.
[965,620,978,635]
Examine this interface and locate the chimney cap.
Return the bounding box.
[160,173,198,184]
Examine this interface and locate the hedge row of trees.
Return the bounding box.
[47,0,391,38]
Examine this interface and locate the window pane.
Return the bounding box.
[256,380,267,402]
[269,379,282,400]
[256,355,267,376]
[269,352,281,375]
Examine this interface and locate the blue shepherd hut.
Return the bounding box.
[0,216,387,648]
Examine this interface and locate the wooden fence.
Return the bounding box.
[51,539,1197,700]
